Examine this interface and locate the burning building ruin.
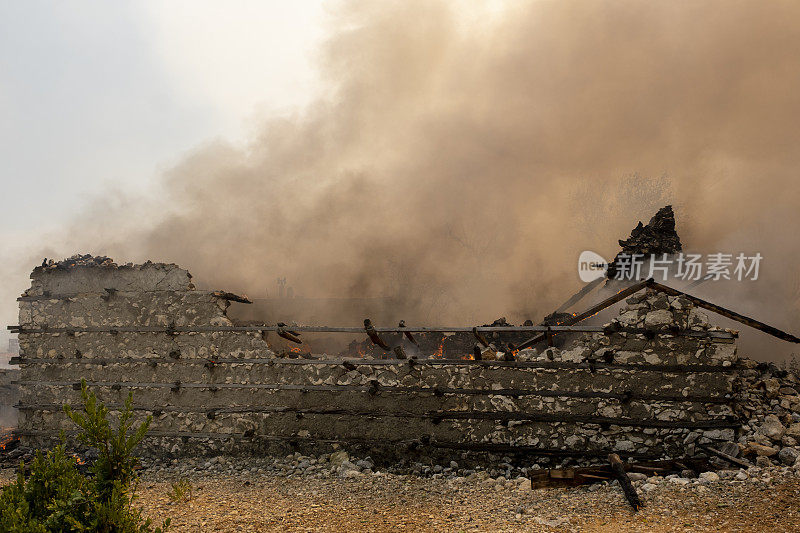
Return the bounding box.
[4,207,800,471]
[2,253,756,465]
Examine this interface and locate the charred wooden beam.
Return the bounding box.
[7,324,607,334]
[609,453,642,511]
[646,280,800,343]
[472,327,490,348]
[364,319,391,350]
[398,320,418,346]
[12,398,739,428]
[16,429,661,459]
[276,324,302,344]
[699,443,752,469]
[211,291,252,304]
[518,281,649,349]
[15,359,740,373]
[555,277,606,313]
[16,387,732,403]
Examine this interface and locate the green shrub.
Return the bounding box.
[0,443,86,532]
[0,380,169,532]
[166,478,193,503]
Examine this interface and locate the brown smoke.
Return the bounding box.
[8,0,800,360]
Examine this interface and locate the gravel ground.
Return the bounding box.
[4,458,799,532]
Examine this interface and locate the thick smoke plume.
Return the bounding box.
[6,0,800,360]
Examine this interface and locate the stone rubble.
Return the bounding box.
[731,357,800,469]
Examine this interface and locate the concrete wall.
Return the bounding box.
[14,259,739,461]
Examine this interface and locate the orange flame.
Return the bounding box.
[0,429,18,451]
[433,341,444,358]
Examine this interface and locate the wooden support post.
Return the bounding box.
[398,320,418,346]
[608,453,642,511]
[472,327,490,348]
[472,345,482,361]
[364,319,391,350]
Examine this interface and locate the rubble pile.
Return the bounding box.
[607,205,683,278]
[734,360,800,468]
[515,288,734,364]
[37,254,117,270]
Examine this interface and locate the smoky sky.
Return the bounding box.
[10,0,800,359]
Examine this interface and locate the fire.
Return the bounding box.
[433,341,444,358]
[0,428,18,451]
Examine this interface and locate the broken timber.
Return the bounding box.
[517,278,800,350]
[609,453,643,511]
[646,280,800,343]
[528,457,713,489]
[699,443,752,469]
[518,281,649,349]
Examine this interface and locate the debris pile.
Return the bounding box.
[516,288,734,364]
[37,253,117,270]
[734,360,800,468]
[607,205,683,278]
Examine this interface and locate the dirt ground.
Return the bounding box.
[3,468,799,532]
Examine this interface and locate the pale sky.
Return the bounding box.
[0,0,326,239]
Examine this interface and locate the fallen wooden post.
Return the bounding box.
[608,453,643,511]
[699,444,752,469]
[528,457,713,489]
[555,277,606,313]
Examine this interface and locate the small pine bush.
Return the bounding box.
[0,380,169,532]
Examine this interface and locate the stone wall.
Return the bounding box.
[14,258,740,462]
[0,367,19,427]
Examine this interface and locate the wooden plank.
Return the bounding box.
[14,429,660,459]
[518,281,649,349]
[12,358,740,373]
[8,325,606,334]
[555,278,606,313]
[14,383,733,402]
[14,400,740,428]
[646,280,800,343]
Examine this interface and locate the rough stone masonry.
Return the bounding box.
[13,255,740,463]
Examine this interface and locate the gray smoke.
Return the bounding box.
[5,0,800,361]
